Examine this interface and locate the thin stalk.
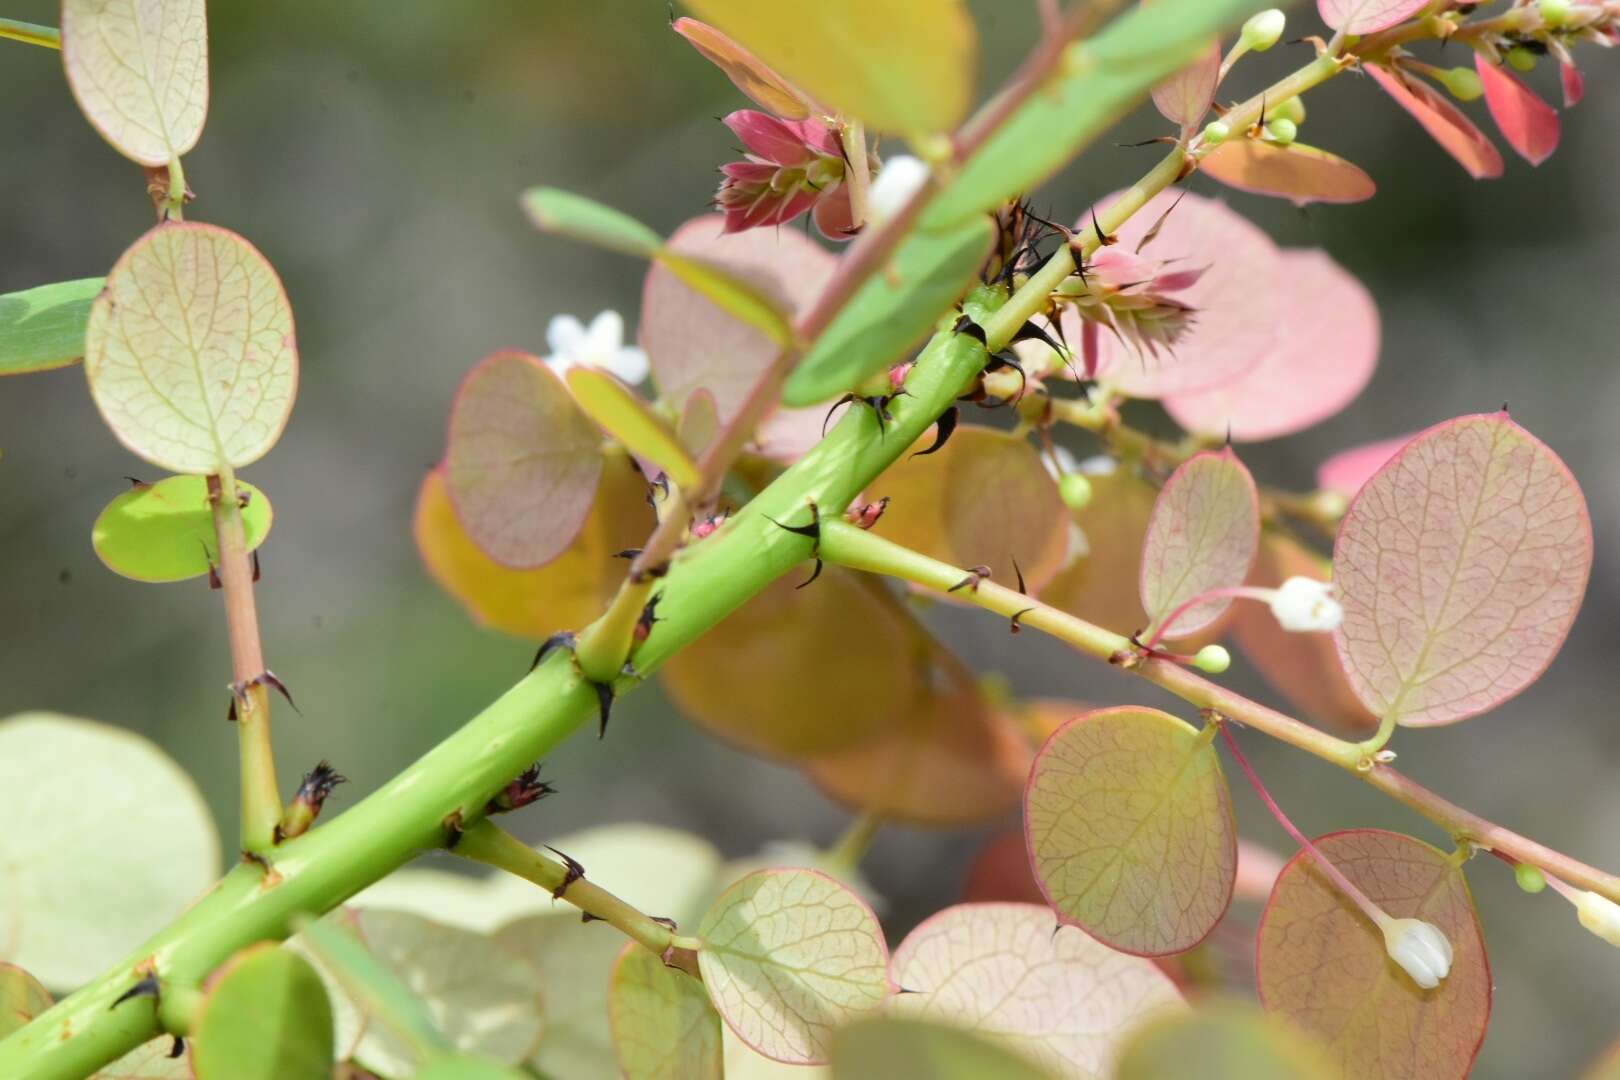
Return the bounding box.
[574,573,657,684]
[0,18,58,48]
[823,814,883,877]
[164,156,187,221]
[840,119,871,230]
[208,470,282,854]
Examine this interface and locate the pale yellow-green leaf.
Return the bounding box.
[84,223,298,474]
[697,869,891,1065]
[608,943,723,1080]
[1114,999,1337,1079]
[0,963,51,1038]
[495,913,623,1078]
[91,1037,193,1078]
[0,713,219,988]
[61,0,208,166]
[831,1016,1057,1079]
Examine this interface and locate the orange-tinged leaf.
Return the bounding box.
[870,426,1068,595]
[84,223,298,474]
[1025,708,1236,956]
[1332,412,1592,726]
[672,18,814,119]
[566,367,699,489]
[1316,0,1429,34]
[1152,40,1220,133]
[1475,55,1560,166]
[888,903,1183,1076]
[661,567,920,758]
[1199,139,1376,206]
[1365,65,1504,180]
[0,963,50,1038]
[697,869,891,1065]
[1140,450,1260,639]
[1115,998,1338,1079]
[679,0,976,134]
[444,350,604,569]
[608,943,723,1080]
[1256,830,1490,1079]
[1040,466,1159,635]
[1231,533,1378,733]
[414,456,647,640]
[61,0,208,166]
[961,829,1047,906]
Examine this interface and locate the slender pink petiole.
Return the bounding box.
[1219,721,1391,929]
[1141,586,1275,651]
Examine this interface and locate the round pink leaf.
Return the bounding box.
[1140,449,1260,638]
[1475,55,1560,166]
[1316,433,1413,498]
[1152,40,1221,134]
[1164,249,1378,441]
[889,902,1182,1076]
[641,214,834,423]
[1332,412,1592,726]
[445,350,604,569]
[1316,0,1429,34]
[1073,190,1281,399]
[1365,65,1504,180]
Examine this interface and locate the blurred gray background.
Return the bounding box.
[2,3,1617,1075]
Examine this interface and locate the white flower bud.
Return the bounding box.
[1381,918,1452,989]
[1269,577,1343,632]
[1240,9,1287,53]
[867,155,930,226]
[1576,891,1620,947]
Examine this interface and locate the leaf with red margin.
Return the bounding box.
[1200,139,1377,205]
[1231,532,1379,733]
[1475,55,1559,165]
[1164,249,1379,441]
[1365,65,1504,180]
[1070,190,1281,400]
[1256,829,1490,1080]
[1140,449,1260,639]
[672,18,815,120]
[1025,708,1236,957]
[1331,412,1592,726]
[444,350,604,569]
[1152,40,1221,134]
[888,903,1183,1076]
[697,869,891,1065]
[1316,433,1413,498]
[641,215,834,424]
[1316,0,1429,33]
[608,943,723,1080]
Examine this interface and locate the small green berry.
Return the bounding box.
[1193,644,1231,674]
[1539,0,1572,27]
[1516,863,1548,894]
[1507,46,1538,74]
[1267,96,1306,126]
[1059,472,1093,511]
[1437,66,1484,102]
[1265,118,1298,146]
[1202,120,1231,145]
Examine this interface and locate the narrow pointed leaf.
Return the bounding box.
[291,913,450,1065]
[1475,55,1559,166]
[680,0,975,133]
[93,474,271,583]
[1257,830,1490,1079]
[444,350,604,568]
[1140,449,1260,638]
[672,18,814,119]
[782,219,994,406]
[191,944,333,1080]
[0,964,51,1038]
[609,943,723,1080]
[831,1017,1055,1080]
[889,903,1183,1076]
[654,250,794,348]
[1317,0,1429,34]
[1026,707,1237,956]
[1199,139,1376,205]
[0,277,103,375]
[1365,65,1504,180]
[522,188,661,257]
[0,713,219,987]
[84,223,298,474]
[697,869,891,1065]
[1164,249,1379,440]
[1115,999,1338,1079]
[566,367,699,489]
[1332,413,1592,726]
[60,0,207,166]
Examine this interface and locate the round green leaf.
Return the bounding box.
[84,223,299,474]
[830,1016,1055,1080]
[0,963,51,1038]
[680,0,976,134]
[1256,829,1490,1079]
[444,350,604,569]
[0,713,219,988]
[191,944,333,1080]
[697,869,891,1065]
[0,277,104,375]
[93,475,272,583]
[1114,999,1337,1079]
[609,943,723,1080]
[61,0,208,166]
[889,902,1183,1076]
[1025,707,1236,956]
[566,367,700,489]
[495,913,622,1078]
[1140,449,1259,639]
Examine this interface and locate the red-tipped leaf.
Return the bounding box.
[1475,55,1559,166]
[1366,65,1504,180]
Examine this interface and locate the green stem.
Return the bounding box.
[0,19,58,49]
[822,814,883,877]
[164,156,187,222]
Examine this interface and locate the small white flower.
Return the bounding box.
[866,154,930,226]
[544,310,648,385]
[1381,917,1453,990]
[1576,891,1620,947]
[1269,576,1343,633]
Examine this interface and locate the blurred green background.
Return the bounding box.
[2,3,1617,1075]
